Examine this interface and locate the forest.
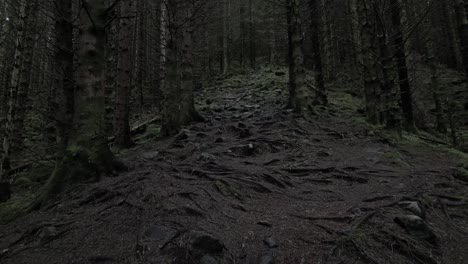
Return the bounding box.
[0,0,468,263]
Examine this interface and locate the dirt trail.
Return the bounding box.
[1,69,468,264]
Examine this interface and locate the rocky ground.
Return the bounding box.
[1,68,468,264]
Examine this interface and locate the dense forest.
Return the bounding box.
[0,0,468,263]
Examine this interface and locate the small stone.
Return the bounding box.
[138,225,177,254]
[399,201,424,218]
[257,221,272,227]
[199,153,216,162]
[229,144,255,156]
[175,130,189,141]
[259,254,275,264]
[239,128,252,138]
[142,151,159,160]
[39,226,57,240]
[316,150,330,157]
[263,237,278,248]
[394,215,436,242]
[189,231,224,254]
[200,255,221,264]
[215,137,225,143]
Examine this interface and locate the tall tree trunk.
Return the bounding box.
[443,0,464,69]
[160,1,202,137]
[248,0,256,68]
[391,0,415,131]
[54,0,75,149]
[378,28,401,132]
[1,0,29,184]
[358,0,380,124]
[223,0,230,75]
[287,0,315,117]
[114,0,135,148]
[309,0,327,106]
[456,0,468,92]
[34,0,122,208]
[349,0,361,66]
[13,10,36,150]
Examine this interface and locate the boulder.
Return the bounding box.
[394,215,436,242]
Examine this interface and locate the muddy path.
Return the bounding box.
[1,69,468,264]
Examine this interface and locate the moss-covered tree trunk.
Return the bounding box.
[35,0,121,207]
[287,0,315,117]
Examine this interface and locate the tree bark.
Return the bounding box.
[34,0,122,208]
[309,0,327,106]
[358,0,380,124]
[114,0,135,148]
[287,0,315,117]
[160,1,202,136]
[391,0,415,131]
[54,0,75,149]
[1,0,29,181]
[223,0,230,75]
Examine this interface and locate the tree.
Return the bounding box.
[160,0,204,136]
[114,0,135,148]
[391,0,414,131]
[456,0,468,92]
[1,0,30,199]
[33,0,123,207]
[358,0,380,124]
[309,0,327,106]
[286,0,315,117]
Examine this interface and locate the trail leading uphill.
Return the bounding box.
[1,68,468,264]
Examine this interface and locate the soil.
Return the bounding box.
[1,69,468,264]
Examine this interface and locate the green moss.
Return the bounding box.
[134,124,161,143]
[0,193,34,223]
[382,151,410,167]
[454,167,468,182]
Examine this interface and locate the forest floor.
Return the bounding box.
[1,67,468,264]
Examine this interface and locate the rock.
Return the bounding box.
[142,151,159,160]
[0,181,11,203]
[200,255,221,264]
[394,215,436,242]
[215,137,225,143]
[399,201,424,218]
[189,231,224,254]
[175,130,189,141]
[199,152,216,162]
[137,225,177,255]
[259,254,275,264]
[39,226,57,241]
[229,144,255,156]
[239,128,252,138]
[257,221,272,227]
[88,256,114,263]
[263,237,278,248]
[316,150,330,157]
